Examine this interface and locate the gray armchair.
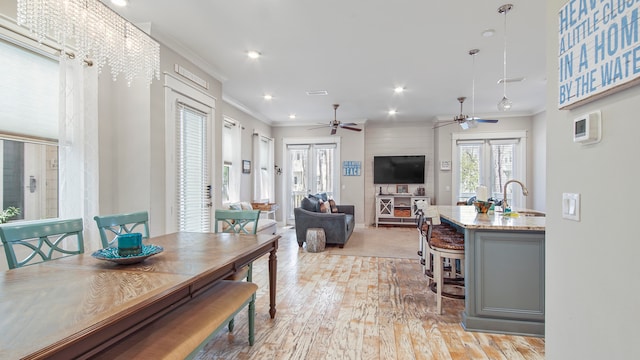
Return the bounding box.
[294,195,355,248]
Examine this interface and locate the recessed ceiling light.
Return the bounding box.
[388,109,397,115]
[394,86,405,94]
[482,29,495,37]
[247,50,261,59]
[263,94,272,100]
[110,0,128,7]
[289,114,296,119]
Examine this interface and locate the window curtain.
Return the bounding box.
[58,57,100,250]
[222,118,241,203]
[252,133,274,202]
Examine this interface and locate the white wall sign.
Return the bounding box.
[558,0,640,109]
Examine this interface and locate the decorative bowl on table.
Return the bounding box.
[473,201,493,214]
[92,244,164,264]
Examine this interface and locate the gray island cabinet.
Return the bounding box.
[437,206,545,337]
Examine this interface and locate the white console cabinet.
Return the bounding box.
[375,195,430,227]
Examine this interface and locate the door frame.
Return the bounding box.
[164,74,216,233]
[282,136,341,225]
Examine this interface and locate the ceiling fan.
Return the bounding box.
[308,104,362,135]
[434,97,499,130]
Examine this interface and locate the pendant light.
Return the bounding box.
[497,4,513,111]
[468,49,480,129]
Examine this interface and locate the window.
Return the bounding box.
[0,36,60,221]
[222,118,241,203]
[452,132,526,208]
[252,133,274,203]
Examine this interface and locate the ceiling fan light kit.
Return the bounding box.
[497,3,513,112]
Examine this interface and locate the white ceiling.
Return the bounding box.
[108,0,546,127]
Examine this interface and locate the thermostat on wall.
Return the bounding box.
[573,111,601,144]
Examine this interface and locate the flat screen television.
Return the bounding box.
[373,155,425,184]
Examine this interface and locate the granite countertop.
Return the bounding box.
[437,205,545,231]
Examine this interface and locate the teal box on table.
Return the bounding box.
[117,233,143,256]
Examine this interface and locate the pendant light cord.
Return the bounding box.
[502,7,508,97]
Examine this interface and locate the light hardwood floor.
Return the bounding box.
[195,228,545,359]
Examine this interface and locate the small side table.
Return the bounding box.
[259,204,279,220]
[306,228,326,253]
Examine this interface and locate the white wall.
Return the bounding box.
[532,111,546,211]
[364,122,434,226]
[546,1,640,359]
[97,37,223,238]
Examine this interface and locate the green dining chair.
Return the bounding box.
[93,211,150,249]
[214,209,262,237]
[214,209,261,332]
[0,218,84,269]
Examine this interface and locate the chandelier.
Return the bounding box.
[17,0,160,86]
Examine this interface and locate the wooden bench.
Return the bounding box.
[91,280,258,359]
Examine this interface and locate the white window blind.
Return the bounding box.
[0,37,58,141]
[176,102,210,232]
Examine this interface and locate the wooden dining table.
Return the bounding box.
[0,231,280,360]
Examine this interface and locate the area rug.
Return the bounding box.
[323,226,418,259]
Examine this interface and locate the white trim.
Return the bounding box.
[451,130,527,141]
[164,72,216,108]
[164,74,215,233]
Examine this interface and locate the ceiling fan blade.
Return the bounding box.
[308,125,328,130]
[341,122,357,126]
[476,119,499,123]
[340,125,362,132]
[330,127,337,135]
[433,121,456,129]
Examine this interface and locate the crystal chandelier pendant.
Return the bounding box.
[16,0,160,86]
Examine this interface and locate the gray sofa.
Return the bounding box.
[294,194,355,248]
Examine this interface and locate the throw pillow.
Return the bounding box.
[328,199,339,213]
[319,200,328,213]
[229,203,242,210]
[239,201,253,210]
[301,197,320,212]
[309,193,328,202]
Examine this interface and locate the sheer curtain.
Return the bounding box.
[222,118,241,203]
[252,133,274,202]
[58,57,100,250]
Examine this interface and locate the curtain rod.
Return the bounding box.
[0,22,93,66]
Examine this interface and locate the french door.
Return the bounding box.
[165,76,215,233]
[285,139,339,224]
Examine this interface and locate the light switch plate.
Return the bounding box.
[562,193,580,221]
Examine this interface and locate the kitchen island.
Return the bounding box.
[437,205,545,337]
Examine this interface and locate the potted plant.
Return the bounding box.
[0,207,20,224]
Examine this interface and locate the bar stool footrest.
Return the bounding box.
[428,282,465,300]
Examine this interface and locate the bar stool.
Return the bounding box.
[417,212,465,314]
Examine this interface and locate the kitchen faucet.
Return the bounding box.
[502,180,529,211]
